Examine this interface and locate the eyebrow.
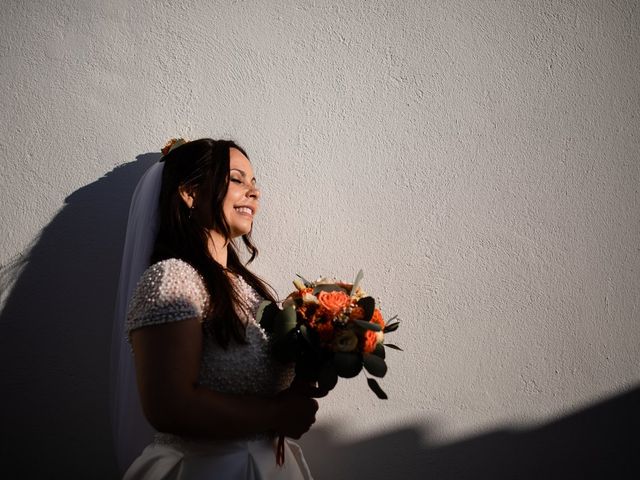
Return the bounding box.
[230,168,257,184]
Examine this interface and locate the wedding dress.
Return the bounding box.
[122,258,313,480]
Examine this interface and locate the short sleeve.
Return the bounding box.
[126,258,210,335]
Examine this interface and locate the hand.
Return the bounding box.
[289,376,330,399]
[273,386,319,439]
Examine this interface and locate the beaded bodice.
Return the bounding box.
[126,258,294,397]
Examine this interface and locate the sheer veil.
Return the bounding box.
[110,161,164,473]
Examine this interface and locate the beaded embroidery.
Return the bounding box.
[127,259,210,333]
[126,258,295,439]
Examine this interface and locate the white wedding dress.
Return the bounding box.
[122,258,313,480]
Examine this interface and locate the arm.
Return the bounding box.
[130,318,318,440]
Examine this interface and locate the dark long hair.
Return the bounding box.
[151,138,276,347]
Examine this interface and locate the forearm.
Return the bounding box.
[144,385,278,439]
[131,321,316,440]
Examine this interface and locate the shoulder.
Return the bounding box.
[142,258,203,286]
[126,258,210,334]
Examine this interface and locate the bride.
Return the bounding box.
[111,138,317,479]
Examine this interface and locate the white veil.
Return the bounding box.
[110,161,164,473]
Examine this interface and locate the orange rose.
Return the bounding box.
[317,291,351,318]
[371,309,384,328]
[362,309,385,353]
[363,330,378,353]
[299,287,313,297]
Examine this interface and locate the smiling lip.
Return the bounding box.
[234,206,254,217]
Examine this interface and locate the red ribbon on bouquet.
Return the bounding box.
[276,435,285,466]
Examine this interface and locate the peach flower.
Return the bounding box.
[363,309,385,353]
[317,291,351,318]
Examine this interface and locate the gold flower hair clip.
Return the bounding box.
[161,137,188,157]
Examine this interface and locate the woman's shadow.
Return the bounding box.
[1,152,638,479]
[0,153,158,479]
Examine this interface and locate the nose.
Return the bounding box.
[247,184,260,200]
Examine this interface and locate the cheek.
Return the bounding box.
[223,190,238,208]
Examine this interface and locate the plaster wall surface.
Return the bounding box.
[1,1,638,478]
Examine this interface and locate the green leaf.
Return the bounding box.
[353,319,382,332]
[384,343,403,351]
[350,269,363,297]
[367,378,388,399]
[333,352,362,378]
[298,324,321,348]
[256,300,271,325]
[372,343,386,359]
[363,353,387,378]
[312,284,348,295]
[296,274,312,287]
[357,296,375,322]
[385,315,398,325]
[274,305,297,338]
[256,301,279,333]
[299,324,310,343]
[383,321,400,333]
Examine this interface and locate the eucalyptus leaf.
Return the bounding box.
[383,321,400,333]
[373,343,386,359]
[299,324,310,343]
[313,284,348,295]
[296,274,312,287]
[256,301,279,333]
[363,353,387,378]
[350,269,364,297]
[367,378,388,399]
[353,319,382,332]
[256,300,272,325]
[385,315,398,325]
[384,343,403,351]
[274,305,297,338]
[333,352,362,378]
[298,324,322,349]
[356,296,375,322]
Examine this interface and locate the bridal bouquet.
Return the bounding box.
[257,270,401,400]
[259,271,401,465]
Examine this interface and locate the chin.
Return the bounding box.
[230,225,252,238]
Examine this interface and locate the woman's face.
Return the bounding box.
[222,147,260,238]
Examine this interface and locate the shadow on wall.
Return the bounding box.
[0,153,158,479]
[0,153,638,479]
[301,385,640,479]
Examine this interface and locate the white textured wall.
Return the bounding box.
[1,1,638,478]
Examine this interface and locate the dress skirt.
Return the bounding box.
[123,436,313,480]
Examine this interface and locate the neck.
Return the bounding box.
[208,230,229,268]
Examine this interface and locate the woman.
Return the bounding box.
[111,138,317,479]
